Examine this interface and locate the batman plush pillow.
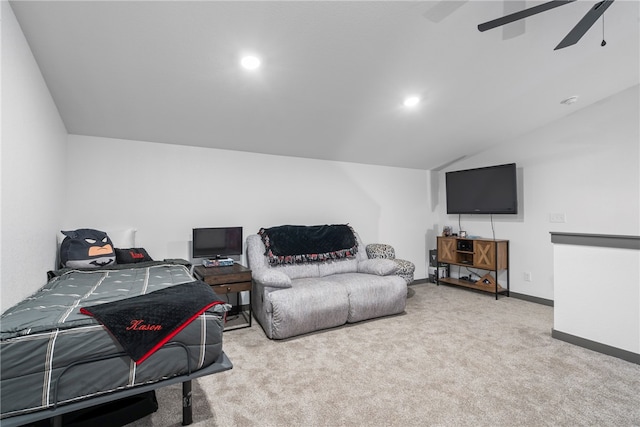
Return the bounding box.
[60,229,116,268]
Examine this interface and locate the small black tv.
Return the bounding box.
[446,163,518,215]
[192,227,243,259]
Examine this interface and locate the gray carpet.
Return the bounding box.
[129,282,640,426]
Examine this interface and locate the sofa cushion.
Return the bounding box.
[318,257,359,277]
[268,278,350,339]
[321,273,407,323]
[275,262,321,280]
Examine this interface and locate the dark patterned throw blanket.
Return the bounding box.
[80,281,225,364]
[259,224,357,265]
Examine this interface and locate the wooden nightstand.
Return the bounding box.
[193,264,252,331]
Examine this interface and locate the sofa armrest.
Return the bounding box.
[357,259,397,276]
[252,269,292,289]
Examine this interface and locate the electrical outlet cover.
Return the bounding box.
[549,213,566,223]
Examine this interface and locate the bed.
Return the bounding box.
[0,260,232,426]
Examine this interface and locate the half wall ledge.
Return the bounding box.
[550,232,640,250]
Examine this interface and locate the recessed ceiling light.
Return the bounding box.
[241,55,261,70]
[403,96,420,108]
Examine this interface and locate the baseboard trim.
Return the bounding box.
[551,329,640,365]
[412,282,555,307]
[510,292,554,307]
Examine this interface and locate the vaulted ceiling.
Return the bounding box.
[10,0,639,170]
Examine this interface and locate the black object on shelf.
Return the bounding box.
[429,249,438,267]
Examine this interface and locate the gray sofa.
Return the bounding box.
[246,230,407,339]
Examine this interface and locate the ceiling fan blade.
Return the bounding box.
[478,0,576,32]
[554,0,614,50]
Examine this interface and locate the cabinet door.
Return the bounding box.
[438,237,457,263]
[473,241,496,270]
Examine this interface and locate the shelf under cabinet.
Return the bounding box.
[438,277,507,294]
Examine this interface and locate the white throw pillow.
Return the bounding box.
[357,259,397,276]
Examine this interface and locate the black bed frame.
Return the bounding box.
[1,351,232,427]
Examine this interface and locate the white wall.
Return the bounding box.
[1,1,68,312]
[554,242,639,354]
[433,85,640,301]
[64,135,430,278]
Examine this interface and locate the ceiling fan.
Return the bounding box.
[478,0,614,50]
[425,1,527,40]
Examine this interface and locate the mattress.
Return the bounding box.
[0,261,226,420]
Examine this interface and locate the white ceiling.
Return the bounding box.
[10,0,639,170]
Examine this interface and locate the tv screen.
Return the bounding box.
[192,227,243,259]
[445,163,518,214]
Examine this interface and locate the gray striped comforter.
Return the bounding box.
[0,262,225,419]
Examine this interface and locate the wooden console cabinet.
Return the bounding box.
[436,236,509,299]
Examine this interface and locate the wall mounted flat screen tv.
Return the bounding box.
[192,227,243,259]
[446,163,518,214]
